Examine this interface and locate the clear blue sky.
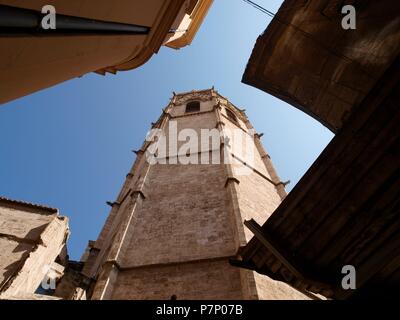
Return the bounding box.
[0,1,333,260]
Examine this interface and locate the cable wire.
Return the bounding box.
[242,0,275,18]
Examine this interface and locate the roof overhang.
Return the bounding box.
[242,0,400,132]
[235,55,400,300]
[237,0,400,299]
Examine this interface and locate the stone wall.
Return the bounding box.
[0,197,69,299]
[111,259,243,300]
[87,89,308,300]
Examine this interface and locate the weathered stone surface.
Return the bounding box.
[54,262,87,300]
[111,259,243,300]
[0,89,310,300]
[0,197,69,299]
[87,89,308,300]
[242,0,400,132]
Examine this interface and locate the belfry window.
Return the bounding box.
[225,108,238,123]
[185,101,200,113]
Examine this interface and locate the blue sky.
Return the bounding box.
[0,1,333,260]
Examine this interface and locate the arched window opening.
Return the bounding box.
[185,101,200,113]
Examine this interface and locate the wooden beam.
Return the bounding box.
[244,219,304,279]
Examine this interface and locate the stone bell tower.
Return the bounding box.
[81,88,307,300]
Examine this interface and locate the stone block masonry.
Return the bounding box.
[84,88,309,300]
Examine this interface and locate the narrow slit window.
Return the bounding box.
[185,101,200,113]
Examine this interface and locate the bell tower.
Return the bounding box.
[81,89,307,300]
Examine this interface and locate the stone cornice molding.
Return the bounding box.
[174,91,213,105]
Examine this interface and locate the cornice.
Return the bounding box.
[166,0,214,49]
[174,90,214,105]
[97,0,186,73]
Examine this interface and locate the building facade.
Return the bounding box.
[0,197,69,300]
[80,89,307,300]
[237,0,400,299]
[0,0,213,104]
